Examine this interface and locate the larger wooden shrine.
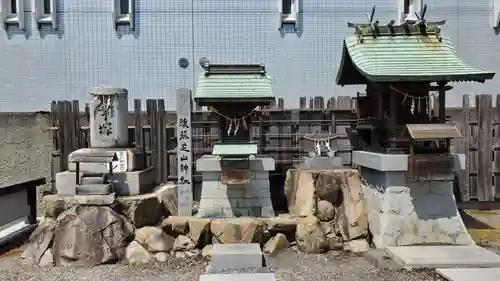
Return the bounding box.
[336,6,495,180]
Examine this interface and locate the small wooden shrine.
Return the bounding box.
[194,63,276,218]
[336,6,495,179]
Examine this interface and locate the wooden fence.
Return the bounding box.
[49,94,500,206]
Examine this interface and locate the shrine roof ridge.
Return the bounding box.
[204,63,266,77]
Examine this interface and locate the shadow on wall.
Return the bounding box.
[0,112,53,215]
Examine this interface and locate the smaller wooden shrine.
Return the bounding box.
[193,63,276,218]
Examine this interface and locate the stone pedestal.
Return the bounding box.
[353,151,473,248]
[55,148,156,196]
[300,156,343,169]
[196,156,275,218]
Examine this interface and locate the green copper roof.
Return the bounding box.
[195,64,275,105]
[336,24,495,85]
[212,143,258,156]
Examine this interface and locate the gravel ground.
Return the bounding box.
[0,248,450,281]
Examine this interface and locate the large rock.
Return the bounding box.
[202,244,213,259]
[173,235,196,251]
[154,183,178,215]
[263,233,289,255]
[162,216,189,236]
[317,200,335,221]
[117,193,165,228]
[126,241,154,265]
[42,195,67,218]
[21,218,57,265]
[343,239,369,253]
[52,206,134,266]
[284,169,348,217]
[295,216,328,253]
[284,169,317,216]
[135,226,174,253]
[335,170,368,240]
[210,217,266,244]
[188,218,211,247]
[265,215,297,234]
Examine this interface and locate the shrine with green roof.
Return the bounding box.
[193,63,276,219]
[342,6,496,252]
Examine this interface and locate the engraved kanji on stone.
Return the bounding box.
[179,117,189,129]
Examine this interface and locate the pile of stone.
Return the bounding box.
[283,168,370,252]
[21,183,178,267]
[21,167,370,267]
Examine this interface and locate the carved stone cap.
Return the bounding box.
[89,87,128,96]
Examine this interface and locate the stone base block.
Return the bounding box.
[436,268,500,281]
[196,178,274,218]
[301,157,343,169]
[55,167,156,196]
[196,155,275,172]
[43,193,116,208]
[200,273,276,281]
[386,245,500,269]
[362,167,473,248]
[68,148,146,173]
[209,243,265,272]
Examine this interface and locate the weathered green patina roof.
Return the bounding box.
[212,143,258,156]
[195,64,275,105]
[336,24,495,85]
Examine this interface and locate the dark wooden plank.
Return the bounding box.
[134,99,142,149]
[476,94,494,201]
[72,100,80,150]
[58,102,67,171]
[50,101,59,192]
[157,99,166,183]
[495,95,500,199]
[459,95,470,202]
[146,99,157,172]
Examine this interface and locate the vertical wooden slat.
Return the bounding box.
[277,98,285,166]
[157,99,166,183]
[50,101,58,192]
[476,94,494,201]
[146,100,156,172]
[459,95,470,202]
[328,97,337,159]
[134,99,142,149]
[72,100,80,150]
[495,95,500,199]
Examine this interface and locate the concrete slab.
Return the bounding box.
[199,273,275,281]
[209,243,265,272]
[386,245,500,269]
[436,268,500,281]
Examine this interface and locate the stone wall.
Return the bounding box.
[0,112,53,215]
[362,168,474,248]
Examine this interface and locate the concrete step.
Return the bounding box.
[436,268,500,281]
[199,273,276,281]
[208,243,265,273]
[386,245,500,269]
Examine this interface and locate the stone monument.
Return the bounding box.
[194,64,276,218]
[55,87,156,197]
